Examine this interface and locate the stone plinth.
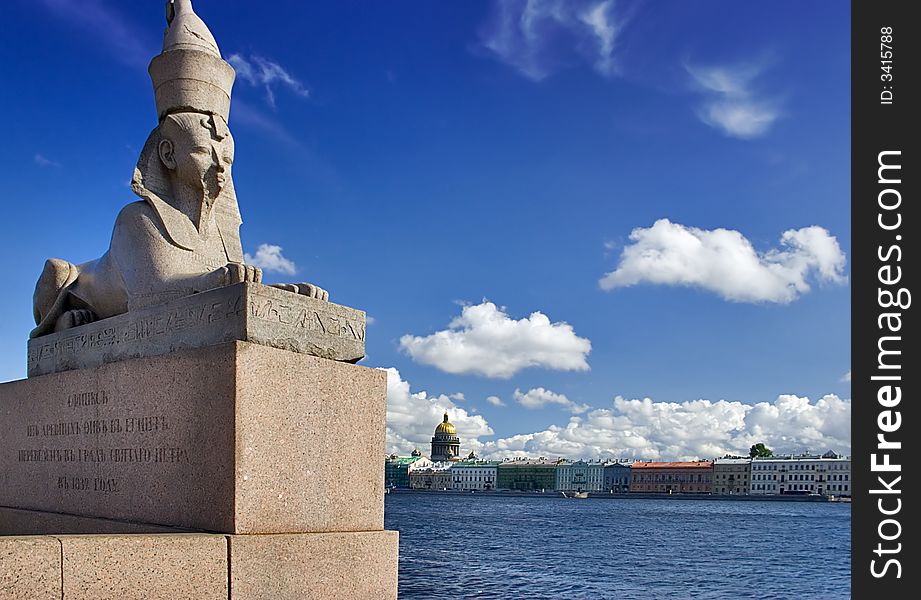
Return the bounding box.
[27,282,366,378]
[0,531,398,600]
[0,536,60,600]
[230,531,399,600]
[1,341,386,533]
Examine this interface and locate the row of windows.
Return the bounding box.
[753,463,850,471]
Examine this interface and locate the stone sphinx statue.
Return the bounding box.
[31,0,327,339]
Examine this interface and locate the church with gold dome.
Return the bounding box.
[431,412,461,462]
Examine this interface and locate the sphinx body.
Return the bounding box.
[31,0,326,339]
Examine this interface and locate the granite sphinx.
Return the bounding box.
[31,0,327,339]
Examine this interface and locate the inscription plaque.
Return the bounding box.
[26,282,365,378]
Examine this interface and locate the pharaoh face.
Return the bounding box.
[158,113,234,202]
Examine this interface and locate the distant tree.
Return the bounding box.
[749,443,773,458]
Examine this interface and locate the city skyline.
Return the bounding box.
[1,1,850,461]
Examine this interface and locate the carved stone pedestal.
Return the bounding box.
[1,335,397,599]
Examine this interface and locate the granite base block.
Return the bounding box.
[60,534,227,600]
[0,536,60,600]
[0,531,399,600]
[230,530,399,600]
[1,341,387,533]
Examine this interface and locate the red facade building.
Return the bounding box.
[629,461,713,494]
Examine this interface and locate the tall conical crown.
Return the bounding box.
[148,0,235,121]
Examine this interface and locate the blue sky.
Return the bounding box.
[0,0,850,460]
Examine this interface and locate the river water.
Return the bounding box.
[384,493,850,599]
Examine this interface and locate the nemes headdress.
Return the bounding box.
[131,0,243,255]
[148,0,236,121]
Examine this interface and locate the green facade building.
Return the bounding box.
[497,458,560,491]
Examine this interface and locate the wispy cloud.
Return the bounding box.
[514,388,590,414]
[685,59,782,139]
[38,0,155,68]
[600,219,847,304]
[228,54,310,109]
[34,154,61,168]
[400,300,592,379]
[841,371,851,383]
[243,243,297,275]
[477,0,630,81]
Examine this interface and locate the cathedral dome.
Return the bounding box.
[434,412,456,435]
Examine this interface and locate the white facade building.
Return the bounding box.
[750,452,850,496]
[556,460,605,492]
[451,461,498,491]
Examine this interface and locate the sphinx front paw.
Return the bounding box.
[271,283,329,302]
[54,309,98,333]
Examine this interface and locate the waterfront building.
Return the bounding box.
[431,412,461,462]
[712,458,751,495]
[451,460,499,491]
[556,460,605,492]
[384,450,431,488]
[630,461,713,493]
[409,462,454,490]
[750,451,850,496]
[602,461,632,493]
[497,458,560,491]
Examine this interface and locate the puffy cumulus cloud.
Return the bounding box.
[243,243,298,275]
[477,0,629,82]
[514,387,590,414]
[228,53,310,109]
[383,368,493,456]
[399,301,591,378]
[685,60,782,139]
[599,219,847,303]
[477,394,850,461]
[486,395,506,407]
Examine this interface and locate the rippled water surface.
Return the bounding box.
[384,493,850,599]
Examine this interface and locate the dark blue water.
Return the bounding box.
[385,493,850,599]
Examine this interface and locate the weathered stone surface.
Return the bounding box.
[0,506,195,536]
[230,531,399,600]
[27,282,365,377]
[0,536,61,600]
[60,534,226,600]
[3,341,386,533]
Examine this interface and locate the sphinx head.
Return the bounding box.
[157,112,234,204]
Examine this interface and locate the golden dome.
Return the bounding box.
[434,412,456,435]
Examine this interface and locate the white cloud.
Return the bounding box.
[486,395,506,407]
[599,219,847,303]
[383,368,493,455]
[685,60,781,139]
[479,393,851,461]
[477,0,627,81]
[399,301,591,378]
[34,153,61,168]
[228,53,309,109]
[841,371,851,383]
[514,387,589,414]
[243,243,298,275]
[366,315,376,326]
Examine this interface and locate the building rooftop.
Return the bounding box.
[632,461,713,469]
